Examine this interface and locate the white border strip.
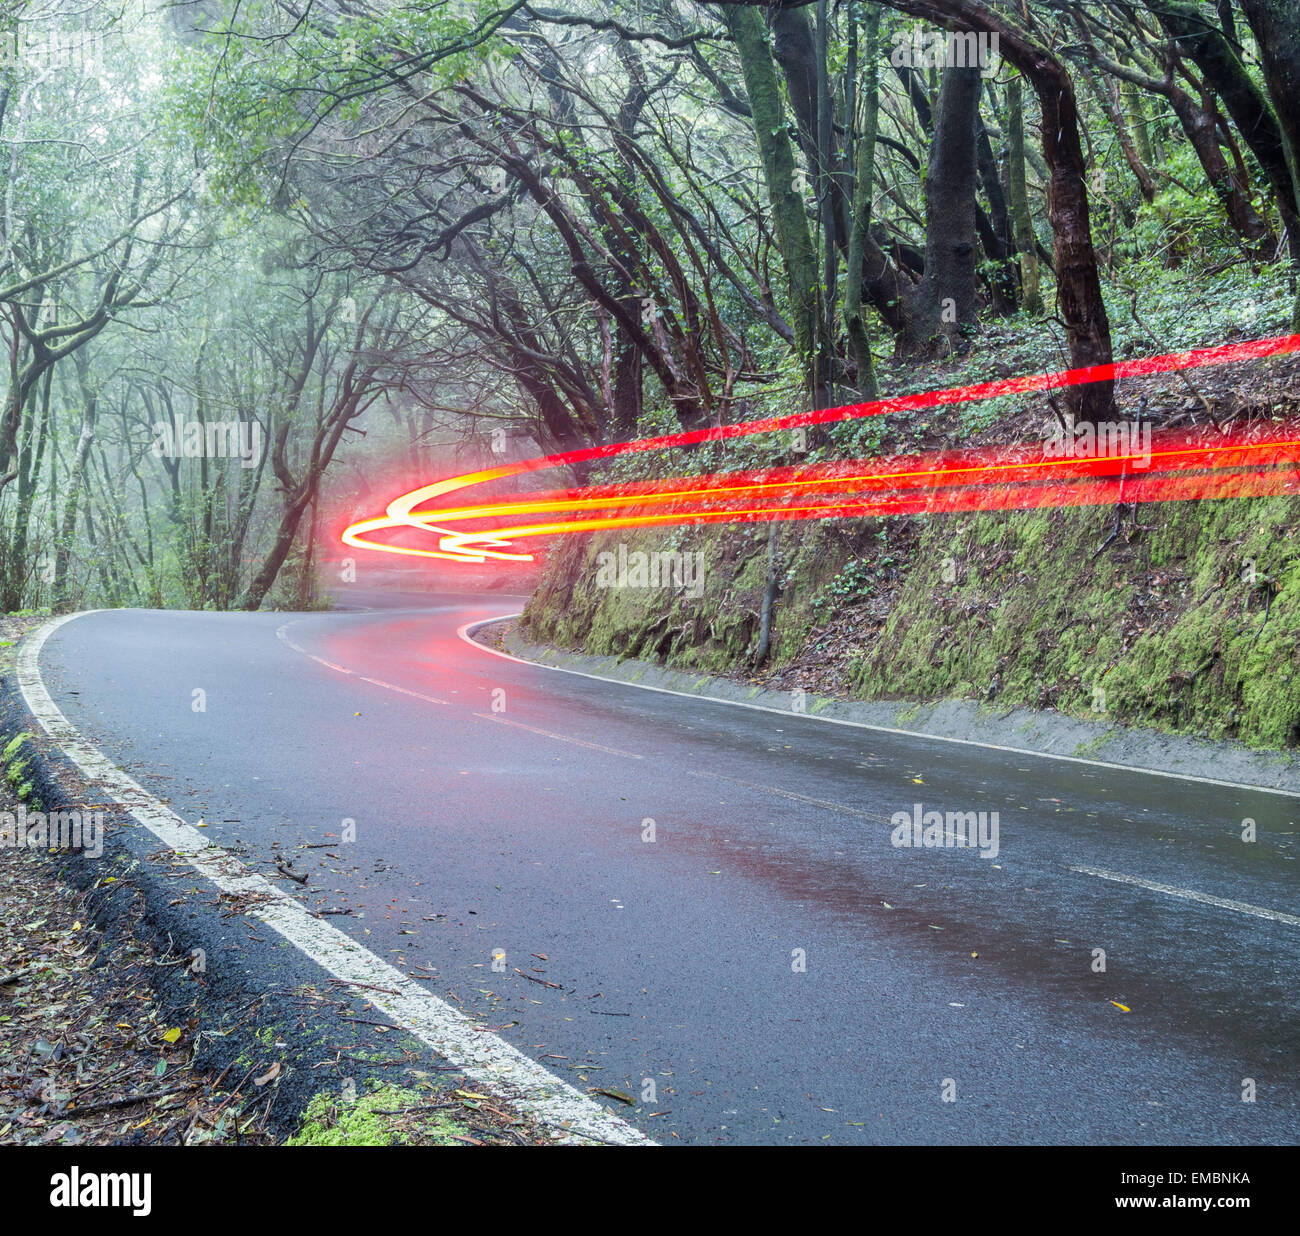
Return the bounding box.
[1071,865,1300,928]
[460,616,1300,800]
[16,612,651,1146]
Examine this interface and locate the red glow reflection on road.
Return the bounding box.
[343,333,1300,562]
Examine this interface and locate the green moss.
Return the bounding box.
[2,733,32,765]
[286,1084,471,1147]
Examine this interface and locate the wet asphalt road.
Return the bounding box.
[31,591,1300,1144]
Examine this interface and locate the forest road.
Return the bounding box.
[24,591,1300,1145]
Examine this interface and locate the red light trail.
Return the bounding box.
[342,333,1300,564]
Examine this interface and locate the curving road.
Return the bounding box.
[28,590,1300,1144]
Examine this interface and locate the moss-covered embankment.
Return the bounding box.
[520,495,1300,750]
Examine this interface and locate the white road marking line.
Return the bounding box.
[19,612,652,1147]
[275,624,308,654]
[359,677,450,706]
[279,622,452,705]
[461,616,1300,801]
[1071,865,1300,927]
[687,768,890,823]
[282,618,630,750]
[471,711,645,760]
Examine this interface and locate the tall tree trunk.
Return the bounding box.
[771,4,850,252]
[873,0,1113,417]
[724,4,824,396]
[52,353,96,612]
[3,362,52,610]
[609,47,651,435]
[899,63,982,356]
[296,498,318,610]
[1235,0,1300,324]
[1122,78,1155,168]
[822,0,1110,412]
[894,59,1010,305]
[975,112,1019,313]
[240,495,310,612]
[814,0,840,403]
[844,3,882,396]
[1006,73,1043,315]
